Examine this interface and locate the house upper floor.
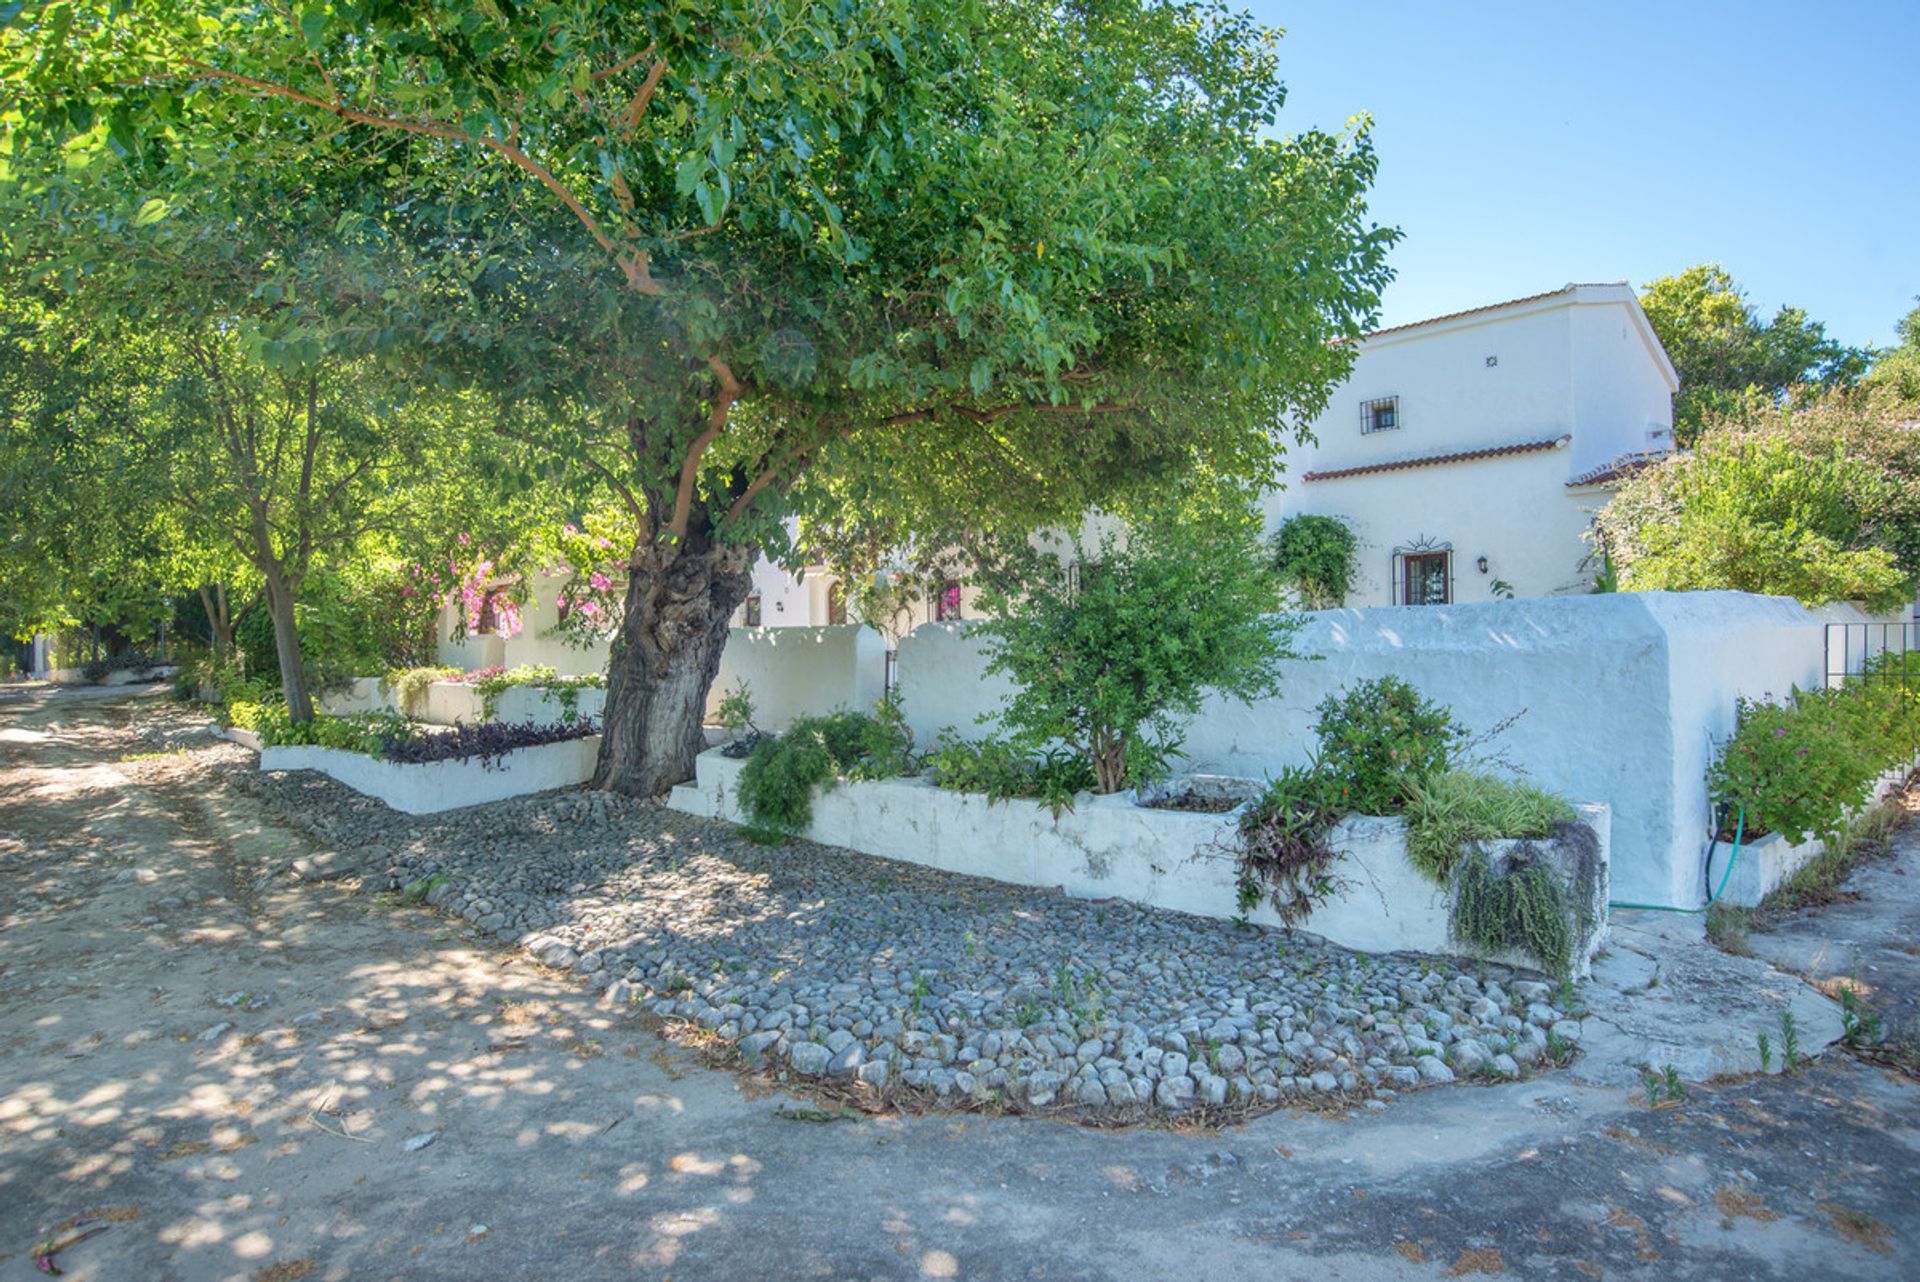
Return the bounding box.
[1284,282,1680,484]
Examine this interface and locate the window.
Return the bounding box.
[1360,395,1399,434]
[934,579,962,622]
[743,595,762,627]
[827,581,847,625]
[1401,551,1450,606]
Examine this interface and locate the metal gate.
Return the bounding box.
[1823,618,1920,765]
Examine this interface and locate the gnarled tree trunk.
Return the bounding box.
[593,512,756,796]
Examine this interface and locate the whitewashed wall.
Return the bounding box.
[895,593,1862,910]
[705,624,888,730]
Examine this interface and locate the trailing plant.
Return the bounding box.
[1269,514,1358,608]
[384,665,460,716]
[735,707,915,839]
[1450,848,1576,979]
[974,483,1299,794]
[1403,770,1575,883]
[1232,764,1343,926]
[472,663,558,720]
[1313,677,1462,814]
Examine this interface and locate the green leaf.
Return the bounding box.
[298,8,327,50]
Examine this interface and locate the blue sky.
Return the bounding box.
[1254,1,1920,350]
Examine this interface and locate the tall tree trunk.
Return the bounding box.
[262,571,314,723]
[198,583,236,659]
[593,518,755,796]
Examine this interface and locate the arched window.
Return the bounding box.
[1391,537,1452,606]
[827,581,848,625]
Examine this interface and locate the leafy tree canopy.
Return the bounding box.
[1640,264,1869,442]
[3,0,1397,792]
[1592,385,1920,613]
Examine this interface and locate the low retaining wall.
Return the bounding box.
[259,736,600,814]
[319,679,606,725]
[667,751,1610,976]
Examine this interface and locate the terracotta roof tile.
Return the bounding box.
[1565,450,1672,488]
[1301,435,1570,483]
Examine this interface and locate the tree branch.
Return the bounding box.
[667,357,742,542]
[182,59,661,293]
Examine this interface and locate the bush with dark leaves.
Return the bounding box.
[379,719,600,771]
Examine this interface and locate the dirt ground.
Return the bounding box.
[3,686,1917,1281]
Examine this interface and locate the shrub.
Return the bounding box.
[1270,514,1358,608]
[714,680,757,736]
[380,718,598,769]
[249,703,414,755]
[1707,685,1898,846]
[735,706,914,838]
[975,484,1298,794]
[1313,677,1461,814]
[1403,770,1575,883]
[1233,764,1344,925]
[925,733,1097,815]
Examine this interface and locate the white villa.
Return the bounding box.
[1269,281,1678,606]
[719,281,1680,623]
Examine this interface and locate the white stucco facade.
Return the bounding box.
[1268,282,1679,606]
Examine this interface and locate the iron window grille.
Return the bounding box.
[1361,395,1400,434]
[743,595,762,627]
[1391,537,1453,606]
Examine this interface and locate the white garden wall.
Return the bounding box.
[705,624,887,730]
[668,751,1610,975]
[258,736,599,814]
[896,592,1865,910]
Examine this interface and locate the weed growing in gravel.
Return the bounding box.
[909,973,933,1019]
[1840,988,1883,1048]
[1757,1031,1773,1072]
[401,873,450,905]
[1780,1010,1802,1070]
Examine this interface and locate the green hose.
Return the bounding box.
[1607,806,1745,914]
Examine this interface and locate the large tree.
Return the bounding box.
[1640,264,1869,442]
[4,1,1395,794]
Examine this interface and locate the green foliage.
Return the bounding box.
[384,665,460,717]
[239,702,414,756]
[473,663,557,720]
[1450,849,1575,979]
[1640,264,1869,442]
[1708,662,1917,846]
[1403,770,1576,883]
[1233,764,1343,926]
[976,485,1299,794]
[925,734,1098,817]
[713,681,757,735]
[1269,515,1358,608]
[1313,677,1461,815]
[1594,388,1920,609]
[735,707,915,839]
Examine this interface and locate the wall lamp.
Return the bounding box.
[1476,556,1489,574]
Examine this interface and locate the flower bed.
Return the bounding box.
[260,732,601,814]
[668,750,1611,976]
[1708,763,1916,906]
